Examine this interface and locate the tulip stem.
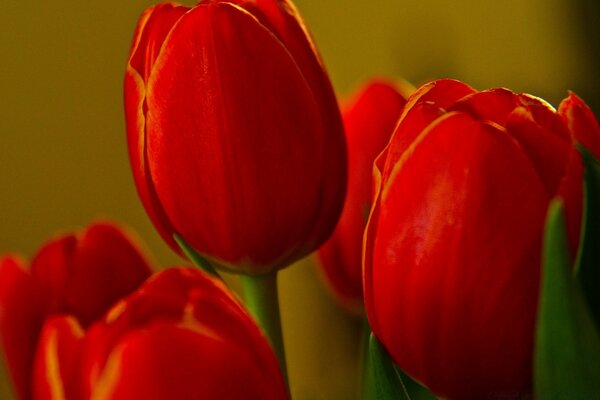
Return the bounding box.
[241,272,289,391]
[174,234,220,278]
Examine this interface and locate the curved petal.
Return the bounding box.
[124,5,188,254]
[505,107,570,195]
[146,3,330,273]
[30,222,152,327]
[317,81,405,311]
[366,113,548,399]
[381,102,446,185]
[129,3,189,82]
[0,257,45,400]
[81,268,287,399]
[89,323,286,400]
[518,93,571,141]
[32,316,84,400]
[559,92,600,159]
[448,88,519,125]
[227,0,348,248]
[399,79,475,119]
[124,64,180,254]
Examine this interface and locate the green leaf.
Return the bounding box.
[398,370,436,400]
[534,200,600,399]
[368,333,411,400]
[576,145,600,325]
[173,234,220,278]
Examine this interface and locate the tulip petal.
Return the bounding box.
[129,4,189,82]
[559,92,600,159]
[124,66,180,253]
[318,81,405,311]
[400,79,475,118]
[506,107,571,195]
[448,88,519,125]
[31,223,152,327]
[365,113,548,398]
[0,257,45,400]
[125,4,187,254]
[381,102,445,186]
[518,94,571,141]
[146,3,330,272]
[89,323,285,400]
[125,4,189,256]
[81,268,287,399]
[226,0,348,247]
[32,316,84,400]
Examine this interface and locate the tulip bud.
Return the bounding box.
[32,268,289,400]
[125,0,347,275]
[363,79,600,399]
[0,222,152,400]
[316,80,407,312]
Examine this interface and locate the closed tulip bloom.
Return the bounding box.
[0,222,152,400]
[363,79,600,399]
[125,0,346,274]
[31,267,288,400]
[317,81,407,312]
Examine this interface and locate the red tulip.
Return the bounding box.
[363,79,600,399]
[0,222,152,400]
[125,0,347,274]
[316,81,407,312]
[31,267,288,400]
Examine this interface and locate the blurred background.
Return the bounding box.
[0,0,598,398]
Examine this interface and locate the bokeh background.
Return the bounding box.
[1,0,598,398]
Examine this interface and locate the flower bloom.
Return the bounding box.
[32,267,288,400]
[317,81,407,312]
[363,79,600,399]
[125,0,347,274]
[1,223,288,399]
[0,222,152,400]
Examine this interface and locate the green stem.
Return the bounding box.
[173,234,220,278]
[241,272,289,391]
[360,318,374,400]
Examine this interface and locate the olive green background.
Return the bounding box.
[0,1,598,399]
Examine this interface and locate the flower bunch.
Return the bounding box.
[2,0,600,399]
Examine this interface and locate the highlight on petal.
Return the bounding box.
[124,3,188,255]
[32,316,84,400]
[399,79,475,118]
[128,3,189,82]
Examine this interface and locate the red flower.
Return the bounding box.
[0,222,152,400]
[31,267,288,400]
[363,79,600,399]
[317,81,407,312]
[1,223,288,399]
[124,0,347,274]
